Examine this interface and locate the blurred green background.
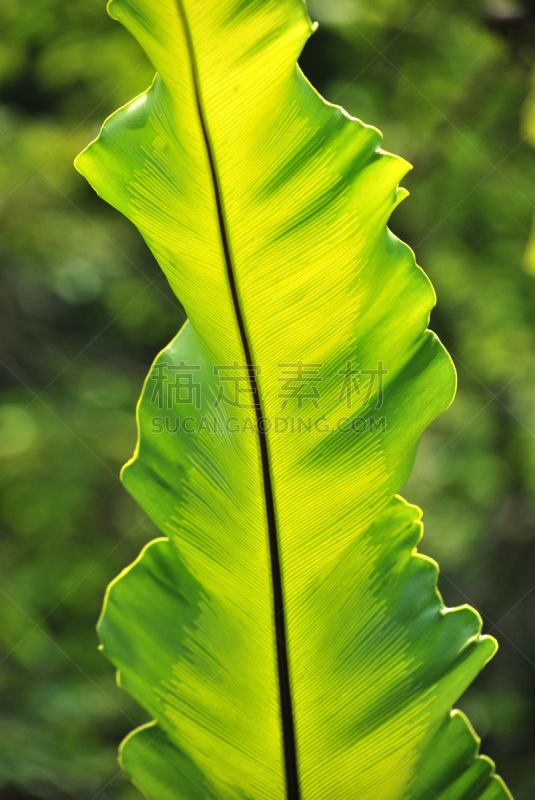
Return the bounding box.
[1,0,535,797]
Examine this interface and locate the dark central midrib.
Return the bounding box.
[173,3,301,798]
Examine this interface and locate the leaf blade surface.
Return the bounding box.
[76,1,513,797]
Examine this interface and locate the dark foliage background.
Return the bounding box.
[1,0,535,797]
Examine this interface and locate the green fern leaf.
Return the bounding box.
[75,0,512,797]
